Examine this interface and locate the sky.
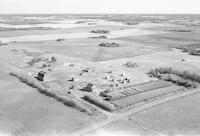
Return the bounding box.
[0,0,200,14]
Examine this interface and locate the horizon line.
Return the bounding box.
[0,13,200,15]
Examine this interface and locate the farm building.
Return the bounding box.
[37,70,46,81]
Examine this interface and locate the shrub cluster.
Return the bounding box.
[89,35,107,39]
[126,21,139,25]
[188,48,200,56]
[179,47,200,56]
[83,95,115,112]
[27,57,43,66]
[164,29,192,32]
[56,38,65,42]
[10,72,92,114]
[27,56,57,67]
[148,67,200,88]
[123,61,139,68]
[51,56,57,62]
[98,42,119,48]
[90,30,110,34]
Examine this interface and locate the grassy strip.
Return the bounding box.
[83,95,115,112]
[10,72,92,115]
[147,67,200,88]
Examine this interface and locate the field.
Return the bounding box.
[18,38,164,61]
[87,92,200,135]
[0,68,99,136]
[111,85,184,108]
[1,14,200,136]
[109,81,184,108]
[109,81,172,101]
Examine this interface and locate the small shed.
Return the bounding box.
[82,83,94,92]
[37,71,46,81]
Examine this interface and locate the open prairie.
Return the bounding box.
[1,14,200,136]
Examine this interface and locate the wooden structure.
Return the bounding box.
[37,71,46,81]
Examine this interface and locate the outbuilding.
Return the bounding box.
[37,71,46,81]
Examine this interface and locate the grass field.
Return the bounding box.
[0,69,96,136]
[1,14,200,135]
[25,38,165,61]
[92,92,200,135]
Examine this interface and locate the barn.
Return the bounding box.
[37,71,46,81]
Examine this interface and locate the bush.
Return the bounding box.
[147,67,200,88]
[75,21,86,24]
[98,42,119,48]
[88,35,107,39]
[188,47,200,56]
[124,62,139,68]
[27,57,42,66]
[51,56,57,62]
[160,74,198,88]
[179,47,200,56]
[83,95,115,112]
[126,21,139,25]
[165,29,192,32]
[41,63,49,68]
[100,91,112,101]
[56,38,65,42]
[90,30,110,34]
[10,72,92,114]
[55,95,92,114]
